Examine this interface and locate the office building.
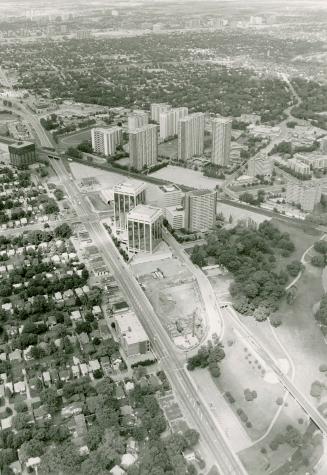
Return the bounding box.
[128,111,149,131]
[184,190,217,232]
[114,310,150,357]
[166,206,185,230]
[127,205,163,254]
[113,180,146,231]
[91,127,122,156]
[211,117,232,167]
[9,141,36,168]
[159,107,188,140]
[247,154,273,177]
[151,103,171,123]
[178,113,205,161]
[129,124,158,171]
[286,182,321,212]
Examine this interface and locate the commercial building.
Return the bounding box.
[151,103,171,123]
[184,190,217,232]
[211,117,232,167]
[129,124,158,171]
[127,205,163,254]
[114,310,150,357]
[9,141,36,167]
[178,113,205,161]
[286,182,321,212]
[113,180,146,231]
[295,153,327,171]
[159,107,188,139]
[128,111,149,131]
[91,127,122,156]
[247,154,273,177]
[166,206,185,230]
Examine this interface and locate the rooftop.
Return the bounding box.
[212,117,232,125]
[92,126,122,134]
[128,204,162,222]
[159,184,181,193]
[9,141,35,149]
[129,124,158,134]
[115,310,149,345]
[113,180,146,195]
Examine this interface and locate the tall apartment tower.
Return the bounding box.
[128,111,149,131]
[129,124,158,171]
[159,107,188,140]
[211,117,232,166]
[113,180,146,232]
[184,189,217,232]
[91,127,122,156]
[151,103,171,123]
[178,113,205,161]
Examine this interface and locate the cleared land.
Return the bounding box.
[133,257,206,348]
[150,165,224,190]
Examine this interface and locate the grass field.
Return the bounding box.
[58,128,92,148]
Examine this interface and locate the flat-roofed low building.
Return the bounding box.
[114,310,150,356]
[9,141,36,167]
[166,206,185,230]
[113,180,146,231]
[127,204,163,254]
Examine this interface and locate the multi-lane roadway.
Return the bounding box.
[50,156,248,475]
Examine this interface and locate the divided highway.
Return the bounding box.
[50,157,248,475]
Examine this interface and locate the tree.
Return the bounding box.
[311,255,325,267]
[314,240,327,255]
[41,387,62,414]
[286,260,303,277]
[54,223,72,239]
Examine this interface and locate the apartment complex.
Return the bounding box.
[151,103,171,122]
[113,180,146,231]
[91,127,122,156]
[247,154,273,177]
[159,107,188,140]
[178,113,205,161]
[274,157,311,177]
[152,184,184,215]
[114,310,150,357]
[295,153,327,171]
[184,189,217,232]
[127,205,163,254]
[211,117,232,166]
[9,141,36,168]
[129,124,158,171]
[128,110,149,131]
[286,182,321,212]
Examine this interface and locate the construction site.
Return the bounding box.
[133,257,206,350]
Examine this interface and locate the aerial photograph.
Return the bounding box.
[1,0,327,474]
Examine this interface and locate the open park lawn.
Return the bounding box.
[272,261,326,399]
[217,324,286,441]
